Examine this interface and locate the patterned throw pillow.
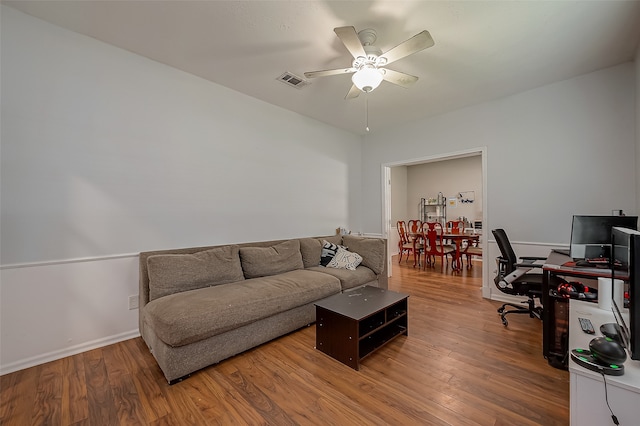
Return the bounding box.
[327,247,363,271]
[320,240,347,266]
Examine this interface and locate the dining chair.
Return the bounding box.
[421,221,438,267]
[397,221,408,260]
[417,221,431,267]
[446,220,465,234]
[407,219,422,235]
[425,221,438,230]
[407,220,423,265]
[461,238,482,268]
[397,221,422,263]
[425,222,456,270]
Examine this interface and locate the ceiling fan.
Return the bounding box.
[304,26,434,99]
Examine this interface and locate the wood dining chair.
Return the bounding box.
[407,219,422,235]
[418,221,437,267]
[446,220,465,234]
[425,222,456,270]
[397,221,422,263]
[461,239,482,268]
[424,221,438,230]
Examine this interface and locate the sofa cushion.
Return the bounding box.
[319,235,343,247]
[308,265,377,291]
[298,238,322,268]
[143,269,341,347]
[147,245,244,301]
[342,235,386,275]
[326,247,363,270]
[239,240,304,279]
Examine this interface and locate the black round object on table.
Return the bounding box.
[589,336,627,365]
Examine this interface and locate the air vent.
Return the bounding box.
[277,72,310,89]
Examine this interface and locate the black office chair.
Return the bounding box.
[492,228,547,326]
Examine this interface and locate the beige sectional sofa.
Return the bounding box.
[139,234,387,383]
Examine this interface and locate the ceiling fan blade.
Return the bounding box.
[304,68,356,79]
[345,84,360,99]
[381,68,419,88]
[380,30,434,65]
[334,26,367,59]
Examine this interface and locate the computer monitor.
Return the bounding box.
[569,215,637,260]
[611,226,640,360]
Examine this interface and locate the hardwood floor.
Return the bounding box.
[0,257,569,425]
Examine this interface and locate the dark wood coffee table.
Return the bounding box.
[314,285,409,370]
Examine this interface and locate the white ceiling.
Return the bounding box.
[5,0,640,135]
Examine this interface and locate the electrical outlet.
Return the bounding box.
[128,295,139,310]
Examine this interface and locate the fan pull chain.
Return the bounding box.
[365,93,370,132]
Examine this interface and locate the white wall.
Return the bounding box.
[362,63,636,243]
[0,6,363,373]
[390,166,408,225]
[406,156,483,223]
[388,166,407,255]
[363,63,636,298]
[389,156,483,256]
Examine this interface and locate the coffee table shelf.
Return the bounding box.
[360,322,407,359]
[315,286,409,370]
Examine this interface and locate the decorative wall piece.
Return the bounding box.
[457,191,475,203]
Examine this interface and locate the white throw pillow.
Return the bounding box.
[320,240,346,266]
[327,247,363,271]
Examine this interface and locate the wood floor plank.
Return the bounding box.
[215,361,298,425]
[31,359,63,425]
[264,337,455,425]
[183,370,264,425]
[0,365,39,425]
[61,353,89,425]
[102,343,148,425]
[82,348,119,425]
[129,366,171,423]
[245,344,392,424]
[0,256,569,425]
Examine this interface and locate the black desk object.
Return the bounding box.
[542,251,628,369]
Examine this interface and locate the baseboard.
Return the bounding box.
[0,329,140,376]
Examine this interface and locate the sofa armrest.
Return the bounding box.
[342,235,386,276]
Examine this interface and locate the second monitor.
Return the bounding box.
[569,215,638,260]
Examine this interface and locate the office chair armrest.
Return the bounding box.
[520,256,547,261]
[518,256,547,260]
[514,262,543,268]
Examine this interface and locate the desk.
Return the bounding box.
[568,300,640,426]
[542,251,628,367]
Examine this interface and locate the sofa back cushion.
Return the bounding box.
[342,235,386,275]
[320,235,343,246]
[147,245,244,301]
[239,240,304,278]
[298,238,322,268]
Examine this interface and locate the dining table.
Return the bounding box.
[410,230,480,271]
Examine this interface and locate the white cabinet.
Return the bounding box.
[569,300,640,426]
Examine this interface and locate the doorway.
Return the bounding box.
[382,147,490,296]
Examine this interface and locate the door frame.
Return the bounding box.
[381,147,490,296]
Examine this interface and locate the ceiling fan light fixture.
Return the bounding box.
[352,66,383,93]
